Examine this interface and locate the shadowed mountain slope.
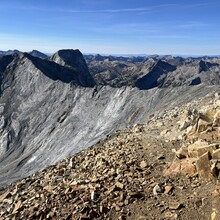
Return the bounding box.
[135,60,176,89]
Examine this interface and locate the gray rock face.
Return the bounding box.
[50,49,89,72]
[0,50,219,187]
[50,49,96,87]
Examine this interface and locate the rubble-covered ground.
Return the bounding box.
[0,92,220,220]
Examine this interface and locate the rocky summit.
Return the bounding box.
[0,49,220,219]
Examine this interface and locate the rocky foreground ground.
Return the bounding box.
[1,92,220,220]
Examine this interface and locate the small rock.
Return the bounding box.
[115,205,121,211]
[134,126,143,133]
[156,121,164,127]
[90,190,96,201]
[160,129,169,136]
[165,185,173,194]
[169,201,183,210]
[164,211,178,219]
[69,158,74,168]
[215,92,220,98]
[0,190,11,201]
[124,199,129,205]
[140,161,147,169]
[12,200,22,214]
[186,125,193,134]
[196,152,211,179]
[115,182,124,190]
[153,184,164,195]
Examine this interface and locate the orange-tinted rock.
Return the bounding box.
[163,161,180,176]
[164,158,196,177]
[165,185,173,194]
[0,190,11,201]
[180,158,197,176]
[188,140,217,157]
[196,152,211,179]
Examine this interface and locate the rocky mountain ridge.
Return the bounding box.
[0,50,48,59]
[0,92,220,219]
[0,48,219,190]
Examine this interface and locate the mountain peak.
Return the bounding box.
[50,49,96,86]
[28,50,48,59]
[50,49,85,69]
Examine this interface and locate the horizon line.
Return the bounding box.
[1,48,220,58]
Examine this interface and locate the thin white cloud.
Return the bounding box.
[0,2,211,15]
[68,7,151,13]
[177,22,209,29]
[181,2,209,8]
[2,3,196,14]
[67,4,176,13]
[7,6,156,14]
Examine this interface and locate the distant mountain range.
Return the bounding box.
[85,53,220,89]
[0,49,48,59]
[1,49,220,60]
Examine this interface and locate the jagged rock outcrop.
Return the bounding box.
[50,49,89,72]
[164,102,220,179]
[50,49,96,87]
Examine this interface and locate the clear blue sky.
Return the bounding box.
[1,0,220,55]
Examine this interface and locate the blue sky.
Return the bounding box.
[0,0,220,55]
